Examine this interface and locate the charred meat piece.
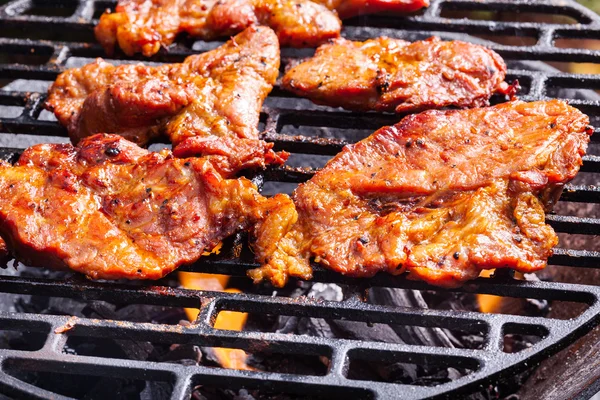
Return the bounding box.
[282,37,510,113]
[249,100,591,287]
[0,134,288,280]
[94,0,428,57]
[46,26,281,164]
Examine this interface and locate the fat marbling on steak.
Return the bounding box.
[249,100,591,287]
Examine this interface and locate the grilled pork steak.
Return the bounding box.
[250,100,591,287]
[315,0,428,18]
[282,36,510,113]
[46,26,280,161]
[0,134,288,280]
[96,0,339,55]
[95,0,428,57]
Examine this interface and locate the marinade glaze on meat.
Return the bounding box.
[282,36,510,113]
[249,100,591,287]
[46,26,281,165]
[94,0,428,56]
[0,134,290,280]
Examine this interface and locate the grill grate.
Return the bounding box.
[1,0,600,399]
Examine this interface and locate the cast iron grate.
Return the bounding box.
[1,0,600,398]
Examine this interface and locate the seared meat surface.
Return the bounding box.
[96,0,339,55]
[95,0,428,56]
[250,100,591,287]
[46,26,280,163]
[314,0,428,18]
[282,37,510,113]
[0,134,287,280]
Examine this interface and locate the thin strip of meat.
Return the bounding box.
[249,100,592,288]
[0,134,289,280]
[46,26,283,165]
[282,36,511,113]
[94,0,428,57]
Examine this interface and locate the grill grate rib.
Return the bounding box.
[1,0,600,399]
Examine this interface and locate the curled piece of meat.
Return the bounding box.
[0,134,289,280]
[282,36,511,113]
[46,26,283,167]
[249,100,592,287]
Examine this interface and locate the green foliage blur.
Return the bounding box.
[578,0,600,14]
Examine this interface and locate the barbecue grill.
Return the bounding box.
[1,0,600,399]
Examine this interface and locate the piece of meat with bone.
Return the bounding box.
[94,0,428,57]
[282,36,511,113]
[0,134,289,280]
[46,26,282,166]
[249,100,592,288]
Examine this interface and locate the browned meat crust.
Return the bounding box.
[314,0,428,18]
[95,0,341,56]
[0,134,288,280]
[46,26,281,164]
[282,36,510,113]
[249,100,591,288]
[94,0,428,57]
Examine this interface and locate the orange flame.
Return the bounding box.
[179,247,253,370]
[477,270,503,313]
[477,270,526,313]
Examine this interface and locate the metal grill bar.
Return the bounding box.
[0,277,599,399]
[1,0,600,399]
